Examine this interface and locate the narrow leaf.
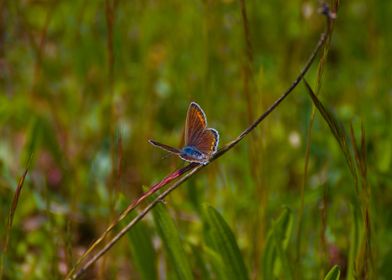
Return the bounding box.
[152,199,193,280]
[201,244,226,280]
[0,155,32,278]
[262,207,293,280]
[347,204,360,279]
[273,207,293,280]
[191,245,213,280]
[323,265,340,280]
[274,207,293,249]
[262,230,276,280]
[203,205,249,280]
[303,80,357,180]
[127,212,157,280]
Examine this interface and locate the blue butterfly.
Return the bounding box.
[149,102,219,164]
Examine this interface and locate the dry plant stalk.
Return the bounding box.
[67,7,335,280]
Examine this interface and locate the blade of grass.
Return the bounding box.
[201,245,226,280]
[0,154,33,280]
[262,207,293,280]
[323,265,340,280]
[151,195,193,280]
[303,78,358,275]
[349,124,373,278]
[126,211,157,280]
[261,228,276,280]
[191,245,212,280]
[303,79,357,183]
[273,212,293,280]
[303,80,374,278]
[202,205,249,280]
[347,201,360,279]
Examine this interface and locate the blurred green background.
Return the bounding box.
[0,0,391,279]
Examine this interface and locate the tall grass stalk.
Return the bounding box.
[303,79,373,278]
[296,2,339,277]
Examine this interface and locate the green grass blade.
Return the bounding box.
[127,211,157,280]
[152,200,193,280]
[323,265,340,280]
[303,79,373,278]
[262,207,293,279]
[274,207,293,280]
[191,245,213,280]
[274,207,293,250]
[262,230,276,280]
[203,245,228,280]
[303,80,357,180]
[0,156,32,279]
[202,205,249,280]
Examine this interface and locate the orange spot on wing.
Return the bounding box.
[196,110,206,126]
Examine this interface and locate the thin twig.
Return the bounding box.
[212,32,327,159]
[65,163,198,279]
[70,166,202,279]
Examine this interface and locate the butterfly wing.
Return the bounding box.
[191,128,219,158]
[150,102,219,164]
[179,153,208,164]
[185,102,207,146]
[148,140,182,155]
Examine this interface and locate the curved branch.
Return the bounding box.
[68,12,333,279]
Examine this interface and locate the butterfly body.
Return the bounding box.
[180,146,208,163]
[149,102,219,164]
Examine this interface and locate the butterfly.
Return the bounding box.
[149,102,219,164]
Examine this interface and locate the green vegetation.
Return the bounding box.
[0,0,390,279]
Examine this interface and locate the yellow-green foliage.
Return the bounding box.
[0,0,390,279]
